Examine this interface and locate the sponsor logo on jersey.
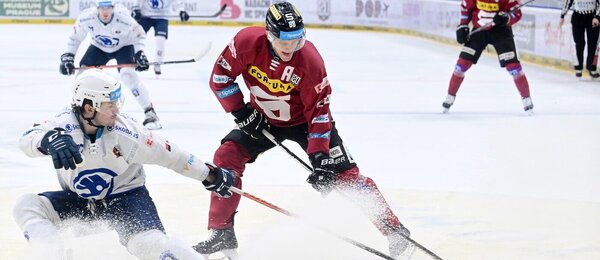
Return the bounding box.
[217,56,232,71]
[314,77,330,93]
[114,125,139,139]
[145,132,154,147]
[316,94,331,108]
[88,25,94,31]
[312,114,330,123]
[73,168,118,199]
[291,73,302,86]
[248,66,295,93]
[184,154,195,171]
[165,141,171,152]
[308,131,331,139]
[228,39,237,59]
[476,1,499,11]
[216,83,241,99]
[213,74,230,83]
[113,146,122,158]
[64,124,81,133]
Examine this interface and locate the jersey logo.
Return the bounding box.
[476,1,499,11]
[248,66,295,93]
[147,0,164,9]
[93,35,120,47]
[73,168,118,199]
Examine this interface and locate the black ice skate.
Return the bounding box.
[442,94,455,113]
[388,225,415,259]
[575,70,582,78]
[193,227,239,258]
[589,69,599,79]
[143,105,162,130]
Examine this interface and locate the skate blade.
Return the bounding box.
[202,249,239,260]
[442,108,450,114]
[396,244,416,260]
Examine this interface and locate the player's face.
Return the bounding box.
[98,6,113,23]
[95,101,119,126]
[269,32,304,62]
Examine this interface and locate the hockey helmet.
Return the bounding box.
[266,2,305,41]
[72,69,123,112]
[95,0,113,8]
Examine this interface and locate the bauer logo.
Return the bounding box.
[73,168,118,199]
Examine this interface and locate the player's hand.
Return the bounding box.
[131,8,142,21]
[134,50,149,71]
[593,18,599,28]
[39,128,83,170]
[203,163,234,198]
[307,152,337,196]
[493,11,510,27]
[179,11,190,22]
[232,102,270,139]
[456,25,470,44]
[59,53,75,75]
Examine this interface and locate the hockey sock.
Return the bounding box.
[156,36,166,63]
[506,63,530,98]
[448,58,472,96]
[120,68,152,109]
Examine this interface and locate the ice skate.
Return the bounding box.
[575,70,582,78]
[522,97,534,115]
[442,94,455,113]
[589,69,599,79]
[154,64,162,76]
[143,106,162,130]
[388,225,415,260]
[193,227,239,259]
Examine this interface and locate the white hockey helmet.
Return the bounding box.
[96,0,113,7]
[72,69,123,112]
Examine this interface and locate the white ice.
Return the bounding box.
[1,24,599,259]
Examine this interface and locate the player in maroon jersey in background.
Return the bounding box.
[192,2,414,259]
[443,0,534,114]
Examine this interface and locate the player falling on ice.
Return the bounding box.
[14,69,233,259]
[442,0,534,114]
[192,2,415,259]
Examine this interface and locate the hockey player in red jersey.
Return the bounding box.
[193,2,414,259]
[443,0,533,113]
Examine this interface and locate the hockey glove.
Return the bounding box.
[59,53,75,75]
[131,8,142,22]
[307,152,337,196]
[456,25,470,44]
[179,11,190,22]
[39,128,83,170]
[134,50,149,71]
[203,163,234,198]
[232,103,270,139]
[493,12,510,27]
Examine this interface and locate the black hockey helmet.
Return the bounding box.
[266,2,305,41]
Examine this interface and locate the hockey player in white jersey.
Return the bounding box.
[131,0,190,75]
[14,69,234,259]
[60,0,163,130]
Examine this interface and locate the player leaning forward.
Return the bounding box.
[14,69,234,259]
[60,0,162,130]
[193,2,414,259]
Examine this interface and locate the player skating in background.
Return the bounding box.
[443,0,534,113]
[131,0,190,76]
[559,0,600,78]
[192,2,414,259]
[59,0,163,130]
[14,69,234,260]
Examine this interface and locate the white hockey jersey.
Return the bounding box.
[19,109,209,200]
[67,4,146,54]
[135,0,184,19]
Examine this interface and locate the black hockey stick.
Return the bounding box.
[228,187,396,260]
[146,4,227,19]
[469,0,536,37]
[261,129,445,260]
[74,42,211,71]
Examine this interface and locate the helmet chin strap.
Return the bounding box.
[78,107,104,128]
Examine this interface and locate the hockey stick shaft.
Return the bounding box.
[146,4,227,19]
[228,187,396,260]
[261,129,445,260]
[469,0,536,36]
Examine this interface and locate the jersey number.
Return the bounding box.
[250,86,291,121]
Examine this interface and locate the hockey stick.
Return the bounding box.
[228,187,396,260]
[261,129,445,260]
[146,4,227,19]
[469,0,537,37]
[74,42,212,71]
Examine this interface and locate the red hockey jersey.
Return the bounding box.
[460,0,523,28]
[209,26,333,155]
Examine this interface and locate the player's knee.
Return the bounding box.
[13,194,52,229]
[454,58,473,76]
[127,230,200,259]
[119,68,139,86]
[214,141,250,174]
[505,62,524,78]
